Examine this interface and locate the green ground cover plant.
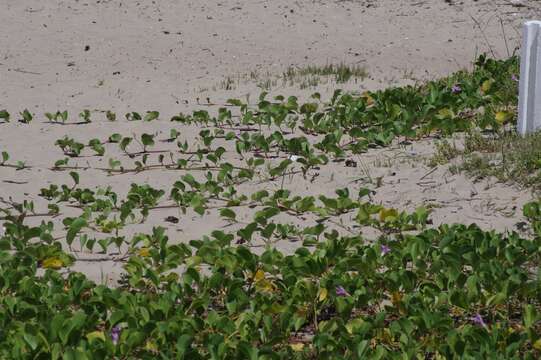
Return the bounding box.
[1,55,539,359]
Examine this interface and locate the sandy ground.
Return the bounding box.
[1,0,540,283]
[2,0,540,112]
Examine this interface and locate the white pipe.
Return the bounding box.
[518,21,541,135]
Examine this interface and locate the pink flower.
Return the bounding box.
[471,313,486,327]
[380,244,391,256]
[335,286,350,297]
[451,84,462,94]
[111,325,121,344]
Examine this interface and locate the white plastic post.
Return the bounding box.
[518,21,541,135]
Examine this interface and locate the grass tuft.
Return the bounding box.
[428,140,462,167]
[456,130,541,191]
[283,63,368,85]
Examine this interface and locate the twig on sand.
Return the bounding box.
[499,17,510,58]
[10,68,42,75]
[470,15,496,58]
[73,254,130,262]
[419,167,437,180]
[2,180,28,184]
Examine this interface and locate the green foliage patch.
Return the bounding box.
[0,55,536,359]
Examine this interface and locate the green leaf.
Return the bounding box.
[79,109,91,122]
[0,109,10,121]
[88,139,105,156]
[141,133,155,147]
[23,332,39,351]
[1,151,8,164]
[66,217,87,246]
[357,340,370,358]
[20,109,33,123]
[60,110,68,122]
[86,331,105,343]
[109,158,121,170]
[54,158,69,167]
[120,137,132,151]
[105,110,116,121]
[69,171,79,186]
[358,188,371,198]
[59,311,87,345]
[144,111,159,121]
[226,98,243,106]
[486,292,506,307]
[238,342,258,360]
[524,304,538,329]
[108,133,122,143]
[220,208,237,221]
[125,330,145,348]
[126,111,142,121]
[109,311,124,326]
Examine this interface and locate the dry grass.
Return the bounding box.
[432,130,541,191]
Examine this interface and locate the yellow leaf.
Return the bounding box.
[391,291,403,305]
[435,353,446,360]
[450,307,464,316]
[86,331,105,342]
[481,79,493,93]
[381,328,393,342]
[346,318,364,335]
[138,247,150,257]
[318,288,328,302]
[254,270,274,292]
[534,339,541,350]
[254,269,266,282]
[145,340,159,353]
[379,208,398,222]
[296,305,308,317]
[495,111,511,124]
[164,273,179,282]
[186,256,202,267]
[290,343,304,352]
[362,91,374,106]
[42,257,63,269]
[255,279,275,293]
[436,108,454,119]
[269,302,287,314]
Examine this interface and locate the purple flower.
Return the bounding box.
[511,74,519,82]
[381,244,391,256]
[335,286,350,297]
[471,313,486,327]
[451,84,462,94]
[111,325,121,344]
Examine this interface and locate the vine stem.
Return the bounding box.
[50,164,251,174]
